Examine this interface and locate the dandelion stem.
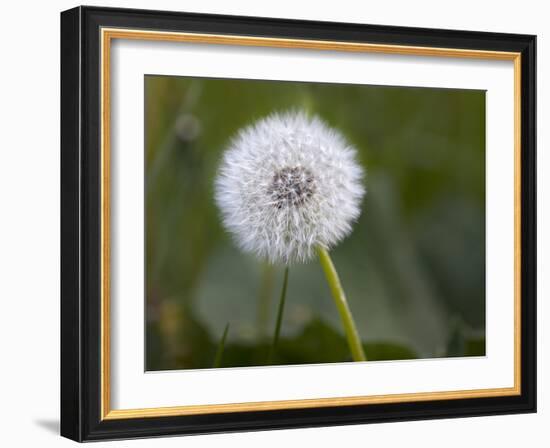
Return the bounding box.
[268,266,289,364]
[213,323,230,368]
[317,246,367,362]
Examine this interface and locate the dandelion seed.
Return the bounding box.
[214,111,365,264]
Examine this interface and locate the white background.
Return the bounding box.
[0,0,546,446]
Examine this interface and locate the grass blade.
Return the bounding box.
[213,323,230,368]
[268,266,289,364]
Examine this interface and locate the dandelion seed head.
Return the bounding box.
[214,111,365,264]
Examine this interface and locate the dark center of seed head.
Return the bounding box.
[268,166,316,209]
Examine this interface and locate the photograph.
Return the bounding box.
[144,75,487,371]
[57,4,537,442]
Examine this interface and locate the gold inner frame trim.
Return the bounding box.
[100,27,522,420]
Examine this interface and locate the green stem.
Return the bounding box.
[317,246,367,362]
[213,323,230,368]
[268,266,289,364]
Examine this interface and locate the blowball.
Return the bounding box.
[214,111,365,264]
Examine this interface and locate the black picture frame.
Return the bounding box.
[61,5,536,442]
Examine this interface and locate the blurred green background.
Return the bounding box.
[145,75,486,371]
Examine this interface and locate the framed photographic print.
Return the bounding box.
[60,6,536,442]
